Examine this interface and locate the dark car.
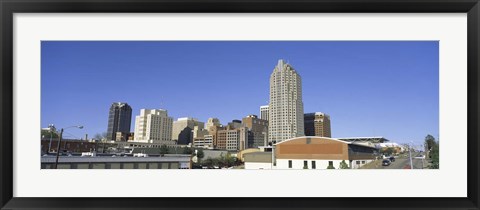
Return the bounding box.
[389,156,395,162]
[382,159,391,166]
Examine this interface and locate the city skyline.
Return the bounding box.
[41,41,439,145]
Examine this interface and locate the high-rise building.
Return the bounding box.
[304,112,331,137]
[260,105,269,121]
[172,117,204,145]
[192,125,213,149]
[268,59,305,143]
[205,118,221,131]
[227,120,242,130]
[242,114,268,148]
[107,102,132,141]
[192,125,209,140]
[216,127,248,151]
[133,109,173,143]
[207,125,224,149]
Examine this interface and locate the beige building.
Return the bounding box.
[192,126,212,148]
[268,59,304,143]
[206,125,225,149]
[244,152,273,169]
[205,118,221,131]
[242,114,268,148]
[304,112,331,137]
[193,134,214,149]
[275,136,377,169]
[226,120,242,129]
[171,117,204,145]
[260,105,269,121]
[216,127,248,151]
[192,125,209,139]
[133,109,173,143]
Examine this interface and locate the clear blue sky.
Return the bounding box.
[41,41,439,146]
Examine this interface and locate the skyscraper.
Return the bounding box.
[133,109,173,143]
[304,112,331,137]
[107,102,132,141]
[260,105,269,121]
[171,117,204,145]
[242,114,268,148]
[268,59,304,143]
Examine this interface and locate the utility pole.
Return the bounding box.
[48,124,55,154]
[54,128,64,169]
[54,125,83,169]
[409,141,413,169]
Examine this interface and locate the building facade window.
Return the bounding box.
[288,160,292,168]
[328,161,333,167]
[303,160,308,169]
[312,161,316,169]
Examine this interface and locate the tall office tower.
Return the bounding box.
[268,59,305,143]
[242,114,268,148]
[205,118,221,131]
[304,112,331,138]
[171,117,204,145]
[133,109,173,143]
[260,105,269,121]
[107,102,132,141]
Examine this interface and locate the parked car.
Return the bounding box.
[389,156,395,162]
[382,159,391,166]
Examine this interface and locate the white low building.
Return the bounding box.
[244,152,272,169]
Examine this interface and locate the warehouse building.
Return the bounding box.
[275,136,377,169]
[41,155,192,169]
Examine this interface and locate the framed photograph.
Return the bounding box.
[1,0,479,209]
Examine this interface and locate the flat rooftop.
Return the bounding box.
[41,155,191,163]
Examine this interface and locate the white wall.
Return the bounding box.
[276,159,375,169]
[350,159,374,169]
[277,159,344,169]
[245,162,272,170]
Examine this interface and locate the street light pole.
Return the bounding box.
[48,124,55,154]
[54,128,64,169]
[54,125,83,169]
[409,141,413,169]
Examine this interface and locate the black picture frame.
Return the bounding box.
[1,0,479,209]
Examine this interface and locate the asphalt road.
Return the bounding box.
[382,152,426,169]
[362,152,427,169]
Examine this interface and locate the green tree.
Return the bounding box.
[425,134,436,150]
[223,153,236,167]
[339,160,349,169]
[202,157,213,168]
[382,147,395,156]
[196,149,205,159]
[159,144,169,155]
[429,142,439,169]
[326,165,335,169]
[41,129,58,139]
[182,147,193,154]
